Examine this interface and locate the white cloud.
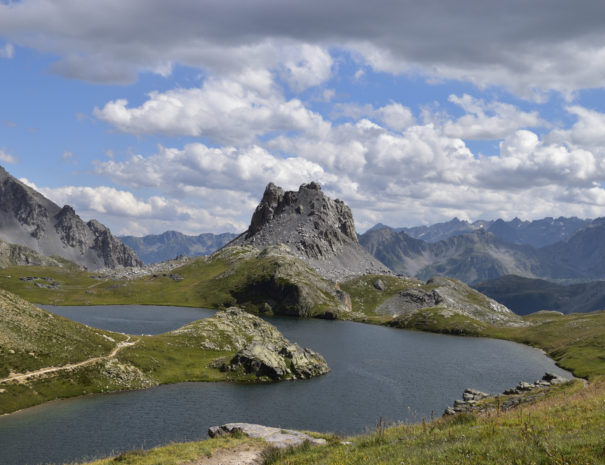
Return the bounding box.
[279,44,332,92]
[332,102,415,131]
[37,184,246,235]
[94,143,335,195]
[0,149,18,164]
[94,72,328,144]
[442,94,545,140]
[0,43,13,59]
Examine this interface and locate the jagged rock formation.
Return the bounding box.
[0,166,141,270]
[229,182,390,280]
[119,230,238,264]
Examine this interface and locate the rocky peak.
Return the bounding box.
[0,164,142,270]
[229,181,390,280]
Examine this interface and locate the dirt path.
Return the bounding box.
[187,444,265,465]
[0,337,138,384]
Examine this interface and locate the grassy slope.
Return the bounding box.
[0,246,344,316]
[0,290,328,414]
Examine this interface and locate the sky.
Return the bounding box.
[2,1,605,236]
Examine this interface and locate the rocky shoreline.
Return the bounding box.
[443,372,569,416]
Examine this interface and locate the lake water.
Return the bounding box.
[0,305,571,465]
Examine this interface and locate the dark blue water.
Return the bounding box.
[0,306,571,465]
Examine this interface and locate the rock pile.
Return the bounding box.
[444,372,569,416]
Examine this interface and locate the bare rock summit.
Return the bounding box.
[0,165,142,270]
[229,182,391,280]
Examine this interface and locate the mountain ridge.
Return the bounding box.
[119,230,238,264]
[0,165,142,270]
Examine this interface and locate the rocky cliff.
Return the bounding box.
[229,182,390,280]
[0,165,141,270]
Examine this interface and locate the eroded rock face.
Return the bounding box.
[230,182,390,280]
[0,165,142,270]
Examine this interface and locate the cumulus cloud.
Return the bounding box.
[94,72,328,144]
[332,102,415,131]
[38,185,246,235]
[94,143,335,195]
[442,94,546,140]
[0,149,18,164]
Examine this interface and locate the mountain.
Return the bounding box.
[228,182,390,280]
[474,274,605,315]
[398,218,490,242]
[360,217,605,285]
[0,166,141,270]
[359,227,543,284]
[0,238,64,267]
[119,231,238,264]
[538,218,605,279]
[487,216,591,248]
[378,216,591,247]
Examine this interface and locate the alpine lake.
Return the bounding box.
[0,305,571,465]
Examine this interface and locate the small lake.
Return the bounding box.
[0,305,571,465]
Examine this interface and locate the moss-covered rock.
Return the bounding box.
[200,307,330,380]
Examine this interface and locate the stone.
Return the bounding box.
[373,279,386,290]
[208,423,327,449]
[218,308,330,380]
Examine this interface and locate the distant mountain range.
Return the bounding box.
[119,231,238,264]
[359,217,605,285]
[370,216,591,248]
[0,165,141,270]
[473,275,605,315]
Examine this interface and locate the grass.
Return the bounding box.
[77,435,259,465]
[258,379,605,465]
[487,311,605,380]
[0,246,344,316]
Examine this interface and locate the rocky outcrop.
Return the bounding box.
[443,372,569,416]
[174,307,330,380]
[208,423,327,448]
[0,165,142,270]
[228,341,329,380]
[380,276,524,327]
[228,182,390,280]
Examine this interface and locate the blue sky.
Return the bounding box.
[2,0,605,235]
